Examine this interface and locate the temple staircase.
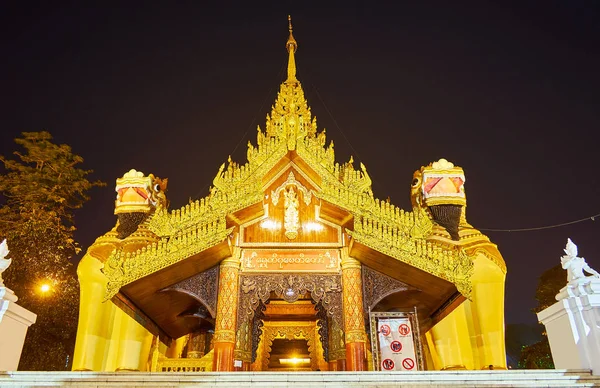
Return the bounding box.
[1,370,600,387]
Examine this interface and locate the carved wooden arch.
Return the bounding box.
[362,265,415,310]
[238,273,343,328]
[160,265,219,318]
[236,273,343,363]
[252,322,325,371]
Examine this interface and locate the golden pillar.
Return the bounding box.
[341,254,367,371]
[188,332,208,358]
[212,255,241,371]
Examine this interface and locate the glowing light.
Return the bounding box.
[279,357,310,365]
[260,219,281,230]
[40,284,51,293]
[303,222,324,232]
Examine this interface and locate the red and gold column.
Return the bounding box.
[212,255,241,371]
[341,253,368,371]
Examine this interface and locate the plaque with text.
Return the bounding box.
[241,249,340,273]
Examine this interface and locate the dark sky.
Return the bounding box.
[2,1,599,326]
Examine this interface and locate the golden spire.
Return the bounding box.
[286,15,298,83]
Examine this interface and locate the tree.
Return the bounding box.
[0,131,104,370]
[518,264,564,369]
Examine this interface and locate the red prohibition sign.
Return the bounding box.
[382,358,395,370]
[380,324,391,336]
[402,357,415,370]
[398,323,411,336]
[390,340,402,353]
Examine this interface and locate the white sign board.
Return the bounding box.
[377,318,417,371]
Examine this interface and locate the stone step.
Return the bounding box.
[1,370,599,388]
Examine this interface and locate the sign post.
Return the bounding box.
[369,309,423,371]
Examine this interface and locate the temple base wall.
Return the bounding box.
[0,287,37,371]
[538,290,600,375]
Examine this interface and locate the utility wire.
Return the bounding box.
[308,79,600,235]
[479,212,600,232]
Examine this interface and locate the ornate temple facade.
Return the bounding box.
[73,19,507,372]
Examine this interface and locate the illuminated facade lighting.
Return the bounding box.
[303,222,324,232]
[260,219,281,230]
[279,358,310,365]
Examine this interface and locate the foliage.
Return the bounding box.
[518,337,554,369]
[0,131,104,370]
[532,264,565,314]
[517,263,565,369]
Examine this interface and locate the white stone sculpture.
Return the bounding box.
[555,238,600,300]
[538,237,600,375]
[0,239,11,287]
[561,238,600,283]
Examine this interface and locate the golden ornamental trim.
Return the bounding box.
[470,246,507,274]
[102,219,234,300]
[157,356,212,372]
[347,213,473,299]
[233,349,252,363]
[213,329,237,344]
[345,329,368,343]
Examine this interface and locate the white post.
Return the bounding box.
[0,239,37,371]
[537,238,600,375]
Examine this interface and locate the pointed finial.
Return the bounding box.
[287,15,297,52]
[286,15,298,82]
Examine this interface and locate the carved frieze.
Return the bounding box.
[362,265,412,311]
[237,273,343,331]
[161,265,219,318]
[251,300,267,362]
[315,301,330,362]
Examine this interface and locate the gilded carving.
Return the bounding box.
[157,356,213,372]
[345,330,368,343]
[103,221,233,301]
[362,265,412,310]
[283,186,300,239]
[213,257,241,345]
[251,300,267,363]
[329,318,346,361]
[347,220,473,298]
[234,321,251,363]
[213,330,236,343]
[254,322,323,371]
[315,301,330,362]
[237,273,343,330]
[341,256,367,345]
[271,171,312,206]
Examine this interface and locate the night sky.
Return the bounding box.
[2,1,599,326]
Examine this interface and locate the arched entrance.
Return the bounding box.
[252,321,327,371]
[234,273,344,370]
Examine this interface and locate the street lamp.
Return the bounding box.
[39,283,51,293]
